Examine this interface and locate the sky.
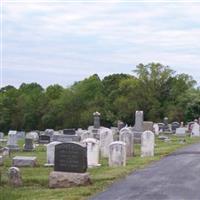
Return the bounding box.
[2,0,200,88]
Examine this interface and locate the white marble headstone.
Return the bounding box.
[119,127,134,157]
[109,141,126,167]
[141,131,155,157]
[153,123,159,135]
[99,128,113,158]
[45,141,61,166]
[191,122,200,136]
[83,138,100,167]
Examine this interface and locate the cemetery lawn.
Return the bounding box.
[1,135,200,200]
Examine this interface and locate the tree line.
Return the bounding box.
[0,63,200,133]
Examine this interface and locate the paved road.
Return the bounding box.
[90,143,200,200]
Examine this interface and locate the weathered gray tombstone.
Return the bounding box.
[49,142,91,188]
[44,141,61,167]
[8,167,22,187]
[141,131,155,157]
[171,122,180,133]
[63,129,76,135]
[191,121,200,137]
[39,135,50,144]
[93,111,101,129]
[153,123,159,135]
[83,138,100,167]
[143,121,154,132]
[133,111,144,143]
[12,156,37,167]
[0,132,4,139]
[117,120,125,131]
[119,127,134,157]
[109,141,126,167]
[99,128,113,158]
[26,131,39,142]
[23,138,34,151]
[7,131,19,151]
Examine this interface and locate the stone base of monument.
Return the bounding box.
[49,171,91,188]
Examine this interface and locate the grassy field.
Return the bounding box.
[0,135,200,200]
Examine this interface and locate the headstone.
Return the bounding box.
[80,131,91,141]
[12,156,37,167]
[188,122,195,132]
[16,131,25,140]
[7,131,19,151]
[175,128,186,136]
[133,111,144,143]
[119,128,134,157]
[99,128,113,158]
[134,111,144,131]
[23,138,34,151]
[93,111,101,129]
[2,147,9,157]
[117,120,125,130]
[63,129,76,135]
[54,142,87,173]
[83,138,100,167]
[153,123,159,135]
[39,135,50,144]
[0,132,4,139]
[158,123,165,132]
[45,141,61,166]
[8,167,22,187]
[44,129,54,137]
[108,141,126,167]
[171,122,180,133]
[141,131,155,157]
[52,134,80,143]
[26,131,39,142]
[163,117,170,132]
[191,121,200,137]
[143,121,154,132]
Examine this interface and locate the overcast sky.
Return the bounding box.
[2,1,200,88]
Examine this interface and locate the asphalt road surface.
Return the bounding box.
[90,142,200,200]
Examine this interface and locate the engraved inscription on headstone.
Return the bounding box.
[54,143,87,173]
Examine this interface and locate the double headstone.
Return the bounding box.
[119,127,134,157]
[49,142,91,188]
[109,141,126,167]
[141,131,155,157]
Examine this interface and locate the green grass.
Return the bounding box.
[0,135,200,200]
